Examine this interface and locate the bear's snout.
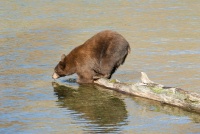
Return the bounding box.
[52,72,60,79]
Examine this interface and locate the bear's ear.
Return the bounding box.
[61,54,65,62]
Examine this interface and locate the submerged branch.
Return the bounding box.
[94,72,200,114]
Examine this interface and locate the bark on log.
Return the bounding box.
[94,72,200,114]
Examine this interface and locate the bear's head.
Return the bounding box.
[52,54,66,79]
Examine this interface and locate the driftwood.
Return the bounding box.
[94,72,200,114]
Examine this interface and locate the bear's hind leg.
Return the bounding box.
[99,55,120,79]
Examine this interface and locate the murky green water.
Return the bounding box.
[1,0,200,133]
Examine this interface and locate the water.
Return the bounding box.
[1,0,200,133]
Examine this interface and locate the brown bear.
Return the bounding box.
[52,30,130,83]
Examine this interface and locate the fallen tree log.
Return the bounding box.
[94,72,200,114]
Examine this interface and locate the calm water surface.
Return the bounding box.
[0,0,200,133]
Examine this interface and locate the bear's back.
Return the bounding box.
[82,30,129,56]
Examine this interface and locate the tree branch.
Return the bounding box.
[94,72,200,114]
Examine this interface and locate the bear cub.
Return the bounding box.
[52,30,130,83]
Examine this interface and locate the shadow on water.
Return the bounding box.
[52,78,200,129]
[52,81,128,133]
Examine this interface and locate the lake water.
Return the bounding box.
[0,0,200,133]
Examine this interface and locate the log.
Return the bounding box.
[94,72,200,114]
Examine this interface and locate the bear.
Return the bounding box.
[52,30,130,83]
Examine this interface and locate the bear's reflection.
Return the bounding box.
[52,82,128,127]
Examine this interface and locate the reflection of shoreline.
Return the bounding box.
[52,82,128,133]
